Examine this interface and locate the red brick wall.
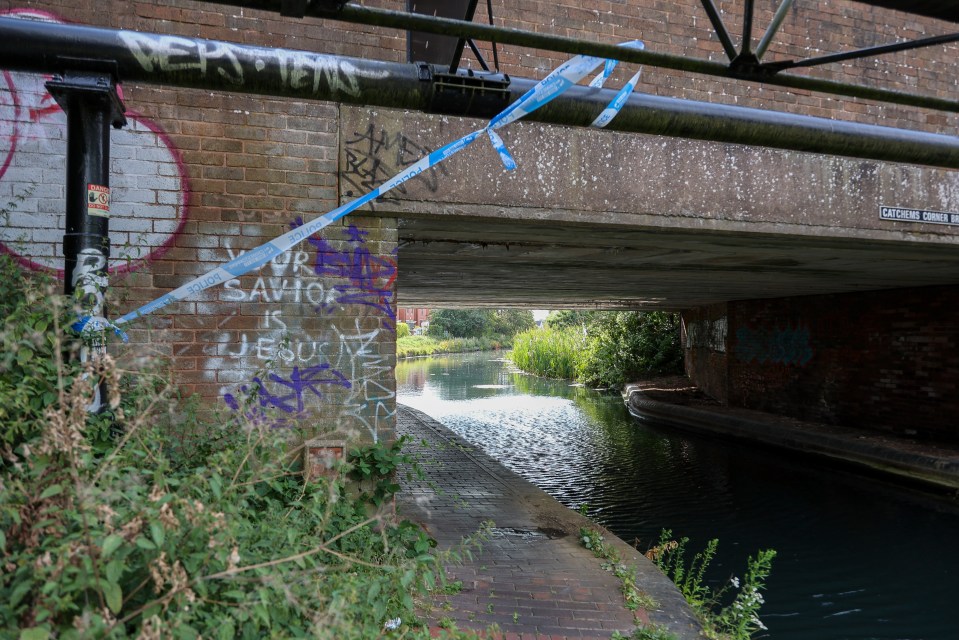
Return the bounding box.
[682,304,729,404]
[1,2,400,443]
[686,286,959,443]
[3,0,958,443]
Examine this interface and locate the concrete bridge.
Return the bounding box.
[2,0,959,457]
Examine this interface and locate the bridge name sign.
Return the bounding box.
[880,206,959,226]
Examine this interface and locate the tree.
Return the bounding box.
[426,309,536,339]
[426,309,490,338]
[545,310,592,330]
[577,311,683,388]
[488,309,535,336]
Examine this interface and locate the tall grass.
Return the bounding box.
[397,334,511,359]
[510,326,586,380]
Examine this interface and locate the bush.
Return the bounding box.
[426,310,489,339]
[0,254,471,639]
[396,322,411,339]
[510,311,683,388]
[577,312,683,388]
[426,309,534,340]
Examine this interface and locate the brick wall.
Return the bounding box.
[2,0,958,443]
[685,286,959,443]
[682,303,729,403]
[1,2,400,443]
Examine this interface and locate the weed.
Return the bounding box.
[0,254,481,639]
[580,527,658,612]
[647,529,776,639]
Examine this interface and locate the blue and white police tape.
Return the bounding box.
[100,40,644,332]
[72,315,130,343]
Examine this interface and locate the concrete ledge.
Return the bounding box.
[625,383,959,492]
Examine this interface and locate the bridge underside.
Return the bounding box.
[396,216,959,310]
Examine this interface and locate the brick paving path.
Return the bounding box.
[396,405,703,640]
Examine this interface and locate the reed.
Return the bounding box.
[510,326,586,380]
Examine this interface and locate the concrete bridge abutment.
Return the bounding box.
[683,286,959,443]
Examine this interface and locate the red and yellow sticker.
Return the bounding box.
[87,184,110,218]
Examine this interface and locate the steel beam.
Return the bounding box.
[699,0,739,62]
[2,17,959,169]
[756,0,795,61]
[192,1,959,113]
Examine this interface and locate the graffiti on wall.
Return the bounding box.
[342,124,449,199]
[214,220,396,440]
[0,9,189,275]
[223,363,352,425]
[684,316,727,353]
[118,30,390,97]
[734,324,814,367]
[3,11,395,441]
[304,220,397,331]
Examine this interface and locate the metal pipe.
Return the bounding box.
[698,0,739,61]
[756,0,794,61]
[46,69,126,414]
[3,17,959,169]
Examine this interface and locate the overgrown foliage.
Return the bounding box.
[426,309,533,340]
[511,311,683,388]
[579,527,656,613]
[0,254,474,639]
[647,530,776,640]
[510,326,586,380]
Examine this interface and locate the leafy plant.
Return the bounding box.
[579,527,657,613]
[348,437,417,506]
[0,254,482,639]
[647,530,776,640]
[510,311,683,388]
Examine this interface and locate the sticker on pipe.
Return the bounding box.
[87,184,110,218]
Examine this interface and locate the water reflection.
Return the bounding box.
[397,352,959,640]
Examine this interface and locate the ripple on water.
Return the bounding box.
[397,353,959,640]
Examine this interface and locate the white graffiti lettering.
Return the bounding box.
[119,32,390,96]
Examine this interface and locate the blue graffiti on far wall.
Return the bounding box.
[735,324,814,366]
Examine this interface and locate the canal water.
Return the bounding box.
[396,352,959,640]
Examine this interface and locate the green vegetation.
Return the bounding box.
[398,309,534,359]
[0,255,480,639]
[647,530,776,640]
[397,335,511,359]
[510,325,586,380]
[611,626,679,640]
[426,309,533,340]
[510,311,683,388]
[579,527,657,613]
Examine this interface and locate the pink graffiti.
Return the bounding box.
[0,9,189,276]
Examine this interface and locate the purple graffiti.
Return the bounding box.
[224,363,351,421]
[292,219,397,331]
